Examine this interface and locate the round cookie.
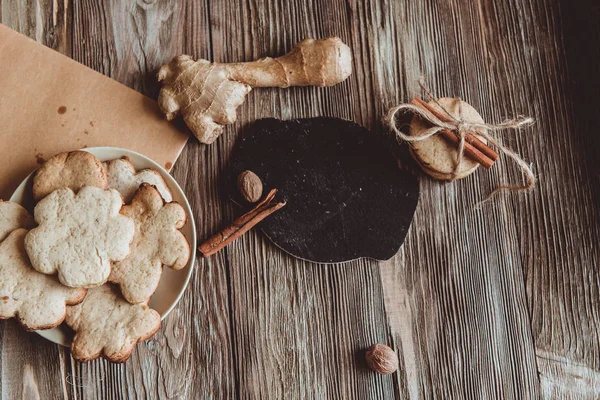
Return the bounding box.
[409,98,487,180]
[65,284,161,363]
[103,157,173,203]
[33,151,108,201]
[0,229,86,331]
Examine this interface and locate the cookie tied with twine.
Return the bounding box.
[408,98,489,180]
[386,81,536,198]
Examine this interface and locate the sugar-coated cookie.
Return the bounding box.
[0,229,86,331]
[65,284,161,362]
[109,184,190,304]
[409,98,487,180]
[33,151,107,201]
[25,186,135,288]
[104,158,173,203]
[0,201,35,242]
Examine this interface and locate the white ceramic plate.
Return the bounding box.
[9,147,196,347]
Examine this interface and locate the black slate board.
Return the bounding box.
[229,117,420,264]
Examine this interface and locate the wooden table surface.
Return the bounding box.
[1,0,599,399]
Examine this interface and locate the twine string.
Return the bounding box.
[386,79,536,199]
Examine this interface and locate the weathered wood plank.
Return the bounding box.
[0,321,69,399]
[517,1,600,398]
[208,0,397,398]
[0,2,73,399]
[1,0,599,399]
[354,0,543,398]
[380,0,599,399]
[537,349,600,399]
[67,0,238,399]
[0,0,71,55]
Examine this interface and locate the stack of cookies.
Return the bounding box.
[0,151,191,363]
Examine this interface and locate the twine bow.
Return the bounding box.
[386,80,536,199]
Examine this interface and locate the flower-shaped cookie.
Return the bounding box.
[109,184,190,304]
[0,201,35,242]
[65,284,161,362]
[0,229,86,331]
[104,158,173,203]
[25,186,135,288]
[33,151,107,201]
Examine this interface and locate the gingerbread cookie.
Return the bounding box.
[33,151,107,201]
[25,186,135,288]
[104,158,172,203]
[109,184,190,304]
[0,229,86,331]
[409,98,487,180]
[0,201,35,242]
[65,284,161,362]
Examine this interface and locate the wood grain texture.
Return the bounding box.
[377,0,544,397]
[0,2,74,399]
[208,1,398,398]
[69,1,238,399]
[1,0,598,399]
[521,2,600,398]
[2,1,237,399]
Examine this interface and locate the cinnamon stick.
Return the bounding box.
[412,97,500,163]
[437,128,494,169]
[199,189,286,257]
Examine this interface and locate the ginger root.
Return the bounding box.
[157,37,352,144]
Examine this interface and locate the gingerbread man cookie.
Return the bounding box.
[109,184,190,304]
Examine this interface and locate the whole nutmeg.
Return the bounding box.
[365,343,398,375]
[237,170,263,203]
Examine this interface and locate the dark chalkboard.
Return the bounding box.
[229,117,419,264]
